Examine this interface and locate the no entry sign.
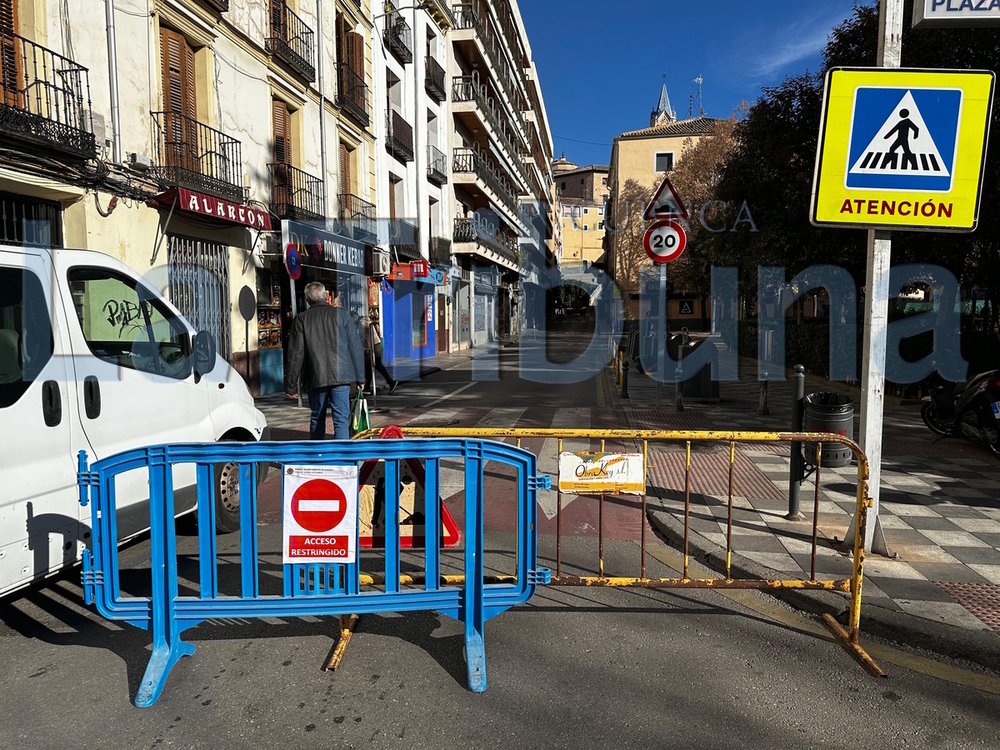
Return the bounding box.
[283,465,358,564]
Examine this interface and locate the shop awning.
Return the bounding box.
[149,187,272,231]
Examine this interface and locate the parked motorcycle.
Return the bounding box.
[921,369,1000,456]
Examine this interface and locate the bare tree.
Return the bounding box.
[609,178,653,302]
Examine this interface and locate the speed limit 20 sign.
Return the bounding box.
[643,219,687,263]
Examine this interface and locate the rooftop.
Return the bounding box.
[617,116,723,140]
[555,164,610,177]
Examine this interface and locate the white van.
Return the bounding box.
[0,243,269,596]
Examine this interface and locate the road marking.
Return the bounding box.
[641,541,1000,695]
[421,382,477,409]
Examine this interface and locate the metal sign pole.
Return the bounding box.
[856,0,903,555]
[657,263,666,406]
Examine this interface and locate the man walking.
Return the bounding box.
[285,281,365,440]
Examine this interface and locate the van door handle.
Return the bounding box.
[84,376,101,419]
[42,381,62,427]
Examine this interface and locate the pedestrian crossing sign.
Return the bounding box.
[811,68,994,232]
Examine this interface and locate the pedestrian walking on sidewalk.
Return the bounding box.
[285,281,365,440]
[362,309,397,394]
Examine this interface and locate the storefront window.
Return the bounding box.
[474,295,486,333]
[412,293,427,348]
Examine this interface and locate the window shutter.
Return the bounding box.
[0,0,17,107]
[339,143,351,196]
[349,31,364,78]
[160,28,196,117]
[388,179,396,221]
[273,100,291,164]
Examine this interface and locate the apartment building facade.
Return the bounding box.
[0,0,554,387]
[552,155,609,268]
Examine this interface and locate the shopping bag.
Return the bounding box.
[350,386,371,436]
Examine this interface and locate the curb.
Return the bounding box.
[645,499,1000,674]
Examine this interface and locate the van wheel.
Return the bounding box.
[214,462,242,534]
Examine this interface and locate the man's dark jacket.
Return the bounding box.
[285,303,365,392]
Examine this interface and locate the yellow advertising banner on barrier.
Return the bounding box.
[810,67,995,232]
[558,452,645,495]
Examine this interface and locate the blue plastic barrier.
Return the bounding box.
[78,438,551,707]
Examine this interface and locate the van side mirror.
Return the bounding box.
[193,331,216,379]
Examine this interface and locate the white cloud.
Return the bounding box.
[741,5,853,82]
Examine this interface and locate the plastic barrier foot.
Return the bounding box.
[465,632,487,693]
[135,638,196,708]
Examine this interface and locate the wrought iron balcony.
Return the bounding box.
[429,236,452,266]
[427,145,447,186]
[268,163,324,222]
[389,219,419,260]
[425,56,447,103]
[382,1,413,64]
[386,109,414,162]
[151,111,244,203]
[266,2,316,82]
[0,30,96,158]
[452,75,529,189]
[336,63,369,128]
[338,192,376,242]
[452,147,519,221]
[453,217,518,264]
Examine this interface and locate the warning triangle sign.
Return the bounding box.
[358,456,461,549]
[644,176,689,221]
[849,90,950,177]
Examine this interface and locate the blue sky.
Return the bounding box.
[519,0,865,166]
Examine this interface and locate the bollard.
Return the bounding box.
[787,364,806,519]
[758,378,770,415]
[674,339,684,412]
[621,359,629,399]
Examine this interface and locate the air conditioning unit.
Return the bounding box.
[371,249,391,277]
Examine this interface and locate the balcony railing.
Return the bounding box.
[427,144,447,186]
[425,56,447,103]
[268,163,324,222]
[338,192,376,241]
[389,219,419,260]
[452,4,526,137]
[386,109,414,162]
[382,1,413,64]
[453,217,518,264]
[336,63,369,127]
[266,2,316,81]
[452,75,529,189]
[452,147,519,222]
[151,110,244,203]
[429,236,452,266]
[0,30,96,158]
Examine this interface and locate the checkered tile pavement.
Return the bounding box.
[623,356,1000,633]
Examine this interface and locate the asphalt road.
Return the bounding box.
[2,319,1000,748]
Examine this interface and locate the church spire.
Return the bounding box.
[651,74,676,127]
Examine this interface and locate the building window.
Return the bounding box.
[598,207,604,216]
[654,152,675,173]
[561,181,566,190]
[580,178,584,184]
[583,224,588,232]
[601,177,607,185]
[572,222,578,230]
[597,221,604,230]
[583,208,589,215]
[0,192,63,247]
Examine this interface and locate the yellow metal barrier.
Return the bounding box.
[355,426,883,677]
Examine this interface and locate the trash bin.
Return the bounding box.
[670,336,720,402]
[802,392,854,468]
